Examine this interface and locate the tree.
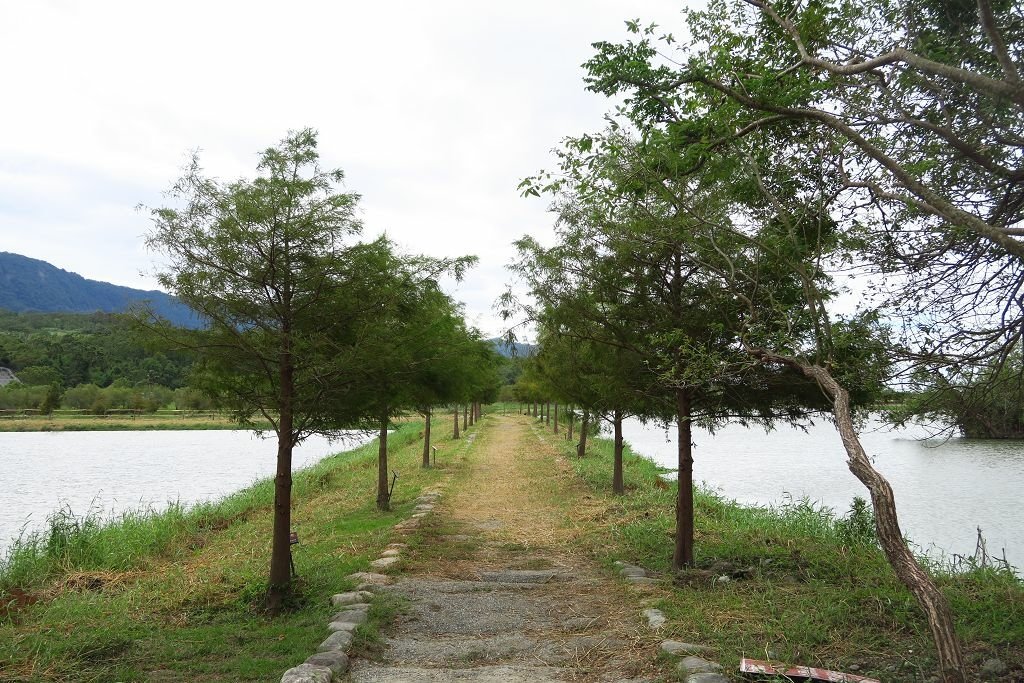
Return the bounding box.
[410,307,481,469]
[586,0,1024,403]
[893,354,1024,438]
[524,292,652,494]
[144,129,381,611]
[577,2,1024,674]
[347,246,477,508]
[559,125,958,679]
[15,366,62,387]
[516,132,829,568]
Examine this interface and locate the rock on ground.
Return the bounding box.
[280,663,333,683]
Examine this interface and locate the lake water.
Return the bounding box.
[613,416,1024,571]
[0,430,372,555]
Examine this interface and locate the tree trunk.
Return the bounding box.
[453,405,460,439]
[469,402,475,427]
[463,404,468,431]
[267,335,295,612]
[752,350,967,682]
[377,413,390,511]
[554,403,559,434]
[533,401,538,417]
[422,406,431,468]
[567,407,574,441]
[268,424,294,611]
[820,368,966,682]
[673,389,694,570]
[612,409,624,495]
[577,410,589,458]
[546,402,551,425]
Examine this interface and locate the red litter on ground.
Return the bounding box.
[740,658,881,683]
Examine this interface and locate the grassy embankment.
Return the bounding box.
[0,416,472,682]
[526,414,1024,681]
[0,412,274,432]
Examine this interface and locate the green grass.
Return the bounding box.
[0,417,456,682]
[551,426,1024,681]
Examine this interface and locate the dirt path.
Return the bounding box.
[345,414,660,682]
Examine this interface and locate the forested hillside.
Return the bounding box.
[0,252,196,327]
[0,310,194,405]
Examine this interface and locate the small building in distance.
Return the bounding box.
[0,367,20,387]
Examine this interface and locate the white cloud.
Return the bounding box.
[0,0,690,336]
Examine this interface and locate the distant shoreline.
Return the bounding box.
[0,414,273,432]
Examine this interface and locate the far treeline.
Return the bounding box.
[0,310,523,415]
[0,311,201,413]
[498,1,1024,682]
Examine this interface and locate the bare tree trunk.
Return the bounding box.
[533,401,538,417]
[422,406,431,468]
[753,350,966,682]
[453,405,460,439]
[554,403,559,434]
[268,338,294,612]
[612,409,624,495]
[269,426,294,611]
[674,389,694,570]
[546,402,551,425]
[377,413,390,511]
[463,404,468,431]
[567,407,574,441]
[577,410,589,458]
[469,402,475,427]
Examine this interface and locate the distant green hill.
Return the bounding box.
[0,252,197,327]
[487,338,535,358]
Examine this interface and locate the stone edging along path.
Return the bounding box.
[279,487,445,683]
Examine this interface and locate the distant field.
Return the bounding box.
[0,411,269,432]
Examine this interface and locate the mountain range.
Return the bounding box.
[0,252,196,327]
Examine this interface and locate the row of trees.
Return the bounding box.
[143,129,501,611]
[0,382,215,413]
[505,1,1022,680]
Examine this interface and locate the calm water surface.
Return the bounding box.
[0,430,371,554]
[615,416,1024,570]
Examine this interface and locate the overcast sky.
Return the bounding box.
[0,1,692,338]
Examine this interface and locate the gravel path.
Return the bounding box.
[345,415,660,682]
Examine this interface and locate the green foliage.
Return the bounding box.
[352,252,495,424]
[837,496,877,547]
[0,384,47,410]
[38,383,61,415]
[0,311,195,390]
[585,0,1024,376]
[15,365,61,386]
[892,353,1024,438]
[144,128,377,434]
[143,129,490,600]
